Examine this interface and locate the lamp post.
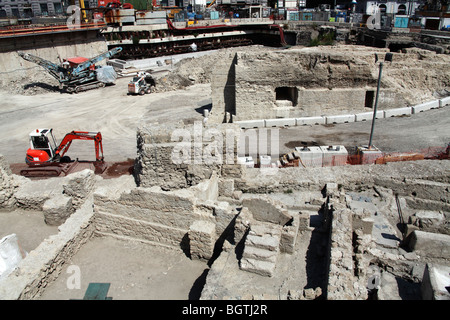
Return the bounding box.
[368,52,392,150]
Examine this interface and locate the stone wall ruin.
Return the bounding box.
[0,130,449,300]
[209,45,450,123]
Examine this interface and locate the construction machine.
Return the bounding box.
[17,47,122,93]
[128,71,156,95]
[21,128,106,177]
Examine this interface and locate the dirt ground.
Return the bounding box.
[0,78,211,165]
[37,236,208,300]
[0,209,58,254]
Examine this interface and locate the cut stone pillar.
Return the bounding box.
[43,195,73,226]
[63,169,95,209]
[189,220,216,261]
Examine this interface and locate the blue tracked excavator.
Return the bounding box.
[18,47,122,93]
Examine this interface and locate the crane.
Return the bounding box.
[18,47,122,93]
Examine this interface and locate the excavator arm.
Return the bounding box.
[18,47,122,91]
[55,131,104,162]
[17,51,68,82]
[71,47,122,77]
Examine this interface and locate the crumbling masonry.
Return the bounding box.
[1,119,449,300]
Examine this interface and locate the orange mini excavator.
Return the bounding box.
[22,128,106,177]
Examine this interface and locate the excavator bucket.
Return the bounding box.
[93,161,107,174]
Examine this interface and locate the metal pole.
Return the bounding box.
[368,61,383,149]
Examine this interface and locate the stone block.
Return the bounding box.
[234,207,253,244]
[189,220,216,261]
[408,230,450,259]
[297,211,311,231]
[0,154,17,209]
[410,210,445,229]
[352,217,374,235]
[280,213,299,254]
[242,246,277,263]
[14,177,64,210]
[325,182,338,196]
[240,258,276,277]
[218,178,234,198]
[211,201,236,236]
[242,195,292,226]
[192,171,219,201]
[63,169,96,209]
[43,194,73,226]
[245,234,279,251]
[421,263,450,300]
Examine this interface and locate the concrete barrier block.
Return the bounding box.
[295,116,325,126]
[355,111,384,122]
[384,107,412,118]
[264,118,296,127]
[439,96,450,108]
[235,120,265,129]
[412,100,439,114]
[325,114,355,124]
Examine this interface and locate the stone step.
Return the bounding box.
[245,233,279,251]
[240,257,276,277]
[248,222,282,237]
[242,245,278,263]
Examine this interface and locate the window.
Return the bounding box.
[275,87,298,106]
[54,2,63,15]
[365,91,375,109]
[40,3,48,16]
[397,4,406,15]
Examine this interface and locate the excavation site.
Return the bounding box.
[0,4,449,308]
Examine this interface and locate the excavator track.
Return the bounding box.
[10,160,134,180]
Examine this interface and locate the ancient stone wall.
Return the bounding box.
[93,173,238,253]
[0,154,19,209]
[0,198,96,299]
[210,46,450,123]
[134,122,242,190]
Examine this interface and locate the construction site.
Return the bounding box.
[0,0,449,305]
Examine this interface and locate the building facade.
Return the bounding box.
[358,0,421,15]
[0,0,98,18]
